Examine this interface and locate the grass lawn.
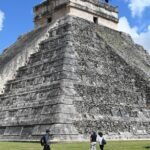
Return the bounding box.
[0,141,149,150]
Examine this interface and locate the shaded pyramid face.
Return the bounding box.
[0,16,150,141]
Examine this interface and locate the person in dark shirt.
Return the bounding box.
[41,129,51,150]
[90,131,97,150]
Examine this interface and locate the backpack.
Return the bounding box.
[102,138,106,145]
[40,135,46,146]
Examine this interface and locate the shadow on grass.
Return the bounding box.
[145,146,150,149]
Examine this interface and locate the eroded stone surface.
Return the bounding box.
[0,16,149,141]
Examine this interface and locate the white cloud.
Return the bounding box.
[134,26,150,52]
[0,10,5,31]
[127,0,150,17]
[118,17,150,53]
[118,17,138,38]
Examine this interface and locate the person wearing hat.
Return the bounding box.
[40,129,51,150]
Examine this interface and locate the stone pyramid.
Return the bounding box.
[0,0,150,141]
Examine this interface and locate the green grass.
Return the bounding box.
[0,141,149,150]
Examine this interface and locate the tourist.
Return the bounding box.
[40,129,51,150]
[97,132,106,150]
[90,131,97,150]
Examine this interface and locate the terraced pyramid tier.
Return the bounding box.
[0,16,150,141]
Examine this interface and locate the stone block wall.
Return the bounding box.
[0,16,149,141]
[0,26,50,95]
[0,17,81,141]
[64,17,150,139]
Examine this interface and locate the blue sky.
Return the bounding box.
[0,0,41,53]
[0,0,150,54]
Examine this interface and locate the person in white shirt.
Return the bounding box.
[97,132,106,150]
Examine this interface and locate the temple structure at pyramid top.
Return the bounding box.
[33,0,118,30]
